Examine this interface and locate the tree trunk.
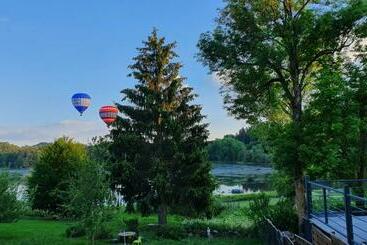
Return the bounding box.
[292,83,306,228]
[158,204,167,225]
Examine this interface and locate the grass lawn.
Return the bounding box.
[0,218,262,245]
[0,219,88,245]
[0,193,270,244]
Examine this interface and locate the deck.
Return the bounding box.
[306,178,367,244]
[310,213,367,244]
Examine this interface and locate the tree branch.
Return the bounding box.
[266,59,294,101]
[300,35,354,86]
[294,0,313,19]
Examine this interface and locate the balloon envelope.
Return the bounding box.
[72,93,91,116]
[99,106,118,126]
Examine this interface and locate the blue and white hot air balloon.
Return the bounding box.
[71,93,91,116]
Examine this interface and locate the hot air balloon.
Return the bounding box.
[72,93,91,116]
[99,105,118,126]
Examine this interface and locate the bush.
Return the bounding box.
[205,198,225,218]
[155,225,186,240]
[215,192,277,203]
[94,224,113,240]
[66,224,86,238]
[123,218,139,234]
[271,171,294,198]
[24,209,53,218]
[269,199,298,233]
[0,173,21,222]
[247,193,271,225]
[65,160,112,242]
[247,193,298,235]
[182,219,251,237]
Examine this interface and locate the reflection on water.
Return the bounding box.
[211,162,272,194]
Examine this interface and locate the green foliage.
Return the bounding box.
[0,172,21,222]
[65,160,112,241]
[182,219,251,238]
[208,136,244,162]
[269,199,298,233]
[27,137,87,214]
[198,0,367,219]
[300,65,357,179]
[207,134,270,164]
[198,0,367,123]
[270,171,294,198]
[215,192,277,203]
[0,218,260,245]
[109,30,215,224]
[123,218,139,234]
[0,142,43,168]
[247,194,298,234]
[247,193,271,226]
[206,198,226,218]
[23,208,53,218]
[65,224,86,238]
[155,225,186,240]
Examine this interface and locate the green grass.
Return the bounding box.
[215,191,277,203]
[0,192,268,244]
[0,219,89,245]
[0,217,261,244]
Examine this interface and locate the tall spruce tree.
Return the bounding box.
[109,30,215,225]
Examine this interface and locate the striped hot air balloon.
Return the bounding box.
[99,106,118,126]
[71,93,91,116]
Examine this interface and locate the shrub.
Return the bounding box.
[25,209,53,218]
[247,193,298,235]
[155,225,186,240]
[65,160,112,242]
[182,219,251,237]
[123,218,139,234]
[0,172,21,222]
[206,198,226,218]
[271,171,294,198]
[215,192,277,203]
[247,193,271,225]
[269,199,298,233]
[94,224,113,240]
[66,224,86,238]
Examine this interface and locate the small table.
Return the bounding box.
[118,231,137,244]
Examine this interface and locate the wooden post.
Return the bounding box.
[323,187,328,224]
[344,186,354,245]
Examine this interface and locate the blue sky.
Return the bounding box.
[0,0,245,145]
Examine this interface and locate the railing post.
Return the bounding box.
[305,176,312,220]
[323,187,328,224]
[344,186,354,245]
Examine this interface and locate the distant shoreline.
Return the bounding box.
[211,161,272,167]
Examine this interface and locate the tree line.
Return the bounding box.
[0,142,47,168]
[207,128,271,164]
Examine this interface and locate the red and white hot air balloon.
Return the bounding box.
[99,105,118,126]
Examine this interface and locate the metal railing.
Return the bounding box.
[264,219,295,245]
[305,176,367,244]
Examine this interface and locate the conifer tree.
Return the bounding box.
[109,30,214,225]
